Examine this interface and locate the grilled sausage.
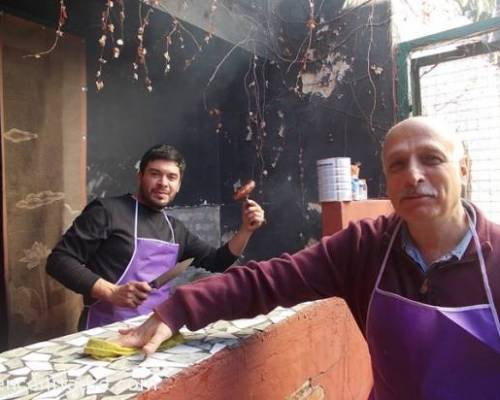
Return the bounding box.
[233,180,256,201]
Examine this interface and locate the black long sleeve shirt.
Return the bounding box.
[46,194,237,303]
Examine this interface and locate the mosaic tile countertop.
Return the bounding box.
[0,303,312,400]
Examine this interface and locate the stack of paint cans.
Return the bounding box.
[317,157,352,202]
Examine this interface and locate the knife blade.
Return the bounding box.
[148,257,195,289]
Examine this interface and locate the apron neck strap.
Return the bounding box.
[133,200,138,238]
[375,219,403,289]
[467,210,500,337]
[161,211,176,243]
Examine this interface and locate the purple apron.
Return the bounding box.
[366,216,500,399]
[86,200,179,329]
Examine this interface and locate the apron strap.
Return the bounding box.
[162,211,176,243]
[366,218,403,336]
[467,211,500,337]
[133,199,138,239]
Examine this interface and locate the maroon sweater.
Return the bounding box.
[156,203,500,336]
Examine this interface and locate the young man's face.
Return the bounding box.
[137,159,182,209]
[383,119,467,225]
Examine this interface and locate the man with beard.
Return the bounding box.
[120,118,500,399]
[46,144,265,330]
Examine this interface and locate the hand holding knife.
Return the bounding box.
[149,257,195,289]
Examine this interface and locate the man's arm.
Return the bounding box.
[46,200,151,306]
[119,216,392,354]
[119,233,346,353]
[46,201,110,296]
[157,241,343,332]
[226,199,265,256]
[178,199,265,272]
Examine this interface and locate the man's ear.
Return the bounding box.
[459,156,469,179]
[459,156,472,199]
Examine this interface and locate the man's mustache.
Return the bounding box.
[397,186,437,201]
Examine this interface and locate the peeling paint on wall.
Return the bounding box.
[87,170,112,199]
[370,64,384,75]
[301,54,350,98]
[306,202,321,213]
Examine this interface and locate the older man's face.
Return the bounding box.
[383,120,467,225]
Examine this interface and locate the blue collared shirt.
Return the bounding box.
[401,204,475,272]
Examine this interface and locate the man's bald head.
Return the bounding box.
[382,117,465,171]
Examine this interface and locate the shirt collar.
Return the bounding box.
[401,201,476,272]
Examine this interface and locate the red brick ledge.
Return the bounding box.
[138,298,373,400]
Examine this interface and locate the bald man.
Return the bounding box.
[120,117,500,399]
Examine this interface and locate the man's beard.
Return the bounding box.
[139,187,170,210]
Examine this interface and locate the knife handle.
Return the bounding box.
[149,280,159,289]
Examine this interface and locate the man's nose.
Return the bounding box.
[405,160,425,185]
[159,175,169,186]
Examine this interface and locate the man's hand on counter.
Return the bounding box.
[91,278,151,307]
[118,312,173,354]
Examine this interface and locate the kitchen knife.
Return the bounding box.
[149,257,195,289]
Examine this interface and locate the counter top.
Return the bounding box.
[0,303,313,400]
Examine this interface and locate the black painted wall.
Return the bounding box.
[216,1,395,260]
[0,0,395,267]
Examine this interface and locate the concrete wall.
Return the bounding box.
[138,300,372,400]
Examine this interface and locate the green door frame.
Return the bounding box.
[396,16,500,121]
